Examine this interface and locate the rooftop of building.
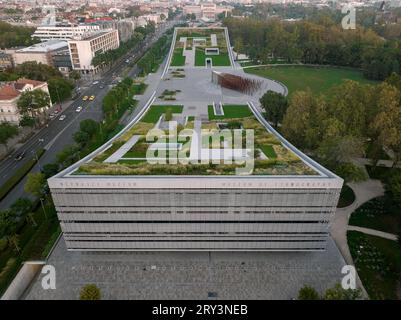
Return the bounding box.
[16,40,68,53]
[70,29,116,41]
[51,27,340,181]
[0,78,45,100]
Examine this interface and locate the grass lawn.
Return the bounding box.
[259,145,277,159]
[347,231,401,299]
[208,104,253,120]
[195,48,231,67]
[171,48,186,67]
[141,105,183,123]
[245,66,378,96]
[337,184,356,208]
[348,196,401,234]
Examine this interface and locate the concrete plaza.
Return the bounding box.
[24,236,346,300]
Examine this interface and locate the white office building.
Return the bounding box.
[67,30,120,75]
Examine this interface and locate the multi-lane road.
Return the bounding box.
[0,19,181,210]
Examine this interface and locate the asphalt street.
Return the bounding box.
[0,19,181,210]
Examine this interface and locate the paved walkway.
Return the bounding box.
[330,179,384,297]
[25,235,347,300]
[347,226,397,241]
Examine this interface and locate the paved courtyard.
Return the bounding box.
[24,236,346,300]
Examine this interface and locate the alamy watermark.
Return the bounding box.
[144,121,255,175]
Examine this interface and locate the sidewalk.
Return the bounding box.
[347,225,397,241]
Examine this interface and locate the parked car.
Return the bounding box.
[82,96,88,101]
[49,113,56,119]
[89,95,95,101]
[59,115,66,121]
[92,81,99,85]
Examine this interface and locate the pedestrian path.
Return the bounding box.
[347,225,397,241]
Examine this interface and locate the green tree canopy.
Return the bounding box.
[0,122,18,151]
[24,172,47,198]
[298,285,320,300]
[259,90,288,128]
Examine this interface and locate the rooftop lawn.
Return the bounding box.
[208,104,253,120]
[170,48,186,67]
[348,231,401,300]
[141,105,183,123]
[195,48,231,67]
[244,66,378,96]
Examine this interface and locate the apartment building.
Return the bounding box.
[32,24,101,41]
[67,30,119,74]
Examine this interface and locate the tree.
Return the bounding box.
[56,145,80,169]
[24,172,46,198]
[79,284,101,300]
[79,119,99,137]
[335,162,368,183]
[15,61,62,81]
[385,171,401,206]
[0,210,18,238]
[69,70,81,83]
[73,130,90,146]
[259,90,288,128]
[298,285,320,300]
[323,283,362,300]
[17,90,51,122]
[282,90,325,150]
[371,83,401,166]
[41,163,59,179]
[48,77,74,103]
[10,198,32,218]
[0,122,18,152]
[316,136,365,168]
[19,114,35,127]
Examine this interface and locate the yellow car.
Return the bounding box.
[82,96,88,101]
[89,95,95,101]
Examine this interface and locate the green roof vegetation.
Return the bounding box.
[141,105,183,123]
[74,103,318,176]
[245,66,378,96]
[195,47,231,67]
[174,28,231,67]
[170,47,186,66]
[208,104,253,120]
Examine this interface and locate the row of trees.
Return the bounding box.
[0,21,38,49]
[298,283,362,300]
[225,16,401,80]
[137,34,171,75]
[260,74,401,183]
[1,62,74,104]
